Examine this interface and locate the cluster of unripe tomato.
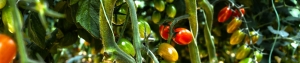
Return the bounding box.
[218,4,263,62]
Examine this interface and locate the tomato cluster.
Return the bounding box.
[159,25,193,45]
[218,5,245,23]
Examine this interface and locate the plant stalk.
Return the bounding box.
[198,0,218,62]
[184,0,201,63]
[100,0,135,62]
[125,0,143,63]
[8,0,31,62]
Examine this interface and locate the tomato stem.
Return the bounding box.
[125,0,143,63]
[269,0,281,62]
[185,0,202,63]
[199,0,218,63]
[8,0,33,62]
[99,0,135,62]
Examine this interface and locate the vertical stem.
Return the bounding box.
[269,0,281,62]
[100,0,135,62]
[125,0,142,63]
[199,0,218,63]
[184,0,201,63]
[8,0,29,62]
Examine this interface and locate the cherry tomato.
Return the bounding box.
[230,30,246,45]
[152,11,162,24]
[159,25,170,40]
[172,28,193,45]
[0,0,6,9]
[239,57,253,63]
[166,4,177,18]
[235,44,251,60]
[157,43,178,62]
[233,8,246,17]
[0,34,17,63]
[2,6,15,33]
[227,17,242,33]
[154,0,165,12]
[244,31,260,44]
[218,5,233,23]
[117,38,135,56]
[253,50,263,62]
[138,21,151,39]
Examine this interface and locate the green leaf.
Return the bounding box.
[69,0,79,5]
[76,0,100,38]
[58,30,78,47]
[27,13,46,49]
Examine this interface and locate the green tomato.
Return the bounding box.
[138,21,151,39]
[2,5,15,33]
[0,0,6,9]
[152,11,162,24]
[166,4,177,18]
[154,0,165,12]
[253,50,263,62]
[117,38,135,56]
[239,57,254,63]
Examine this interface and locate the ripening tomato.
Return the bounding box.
[172,28,193,45]
[230,30,246,45]
[233,8,245,17]
[0,0,6,9]
[0,34,17,63]
[235,44,251,60]
[218,5,233,23]
[245,31,260,44]
[159,25,170,40]
[227,17,242,33]
[157,43,178,62]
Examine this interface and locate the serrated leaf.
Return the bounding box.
[27,13,46,49]
[76,0,100,38]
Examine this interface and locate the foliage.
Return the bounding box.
[0,0,300,63]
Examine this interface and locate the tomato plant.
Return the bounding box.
[172,28,193,45]
[218,5,233,23]
[1,0,299,63]
[0,34,16,63]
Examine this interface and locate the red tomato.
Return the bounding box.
[218,5,233,23]
[159,25,170,40]
[0,34,17,63]
[232,8,245,17]
[172,28,193,45]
